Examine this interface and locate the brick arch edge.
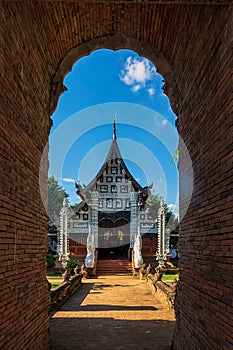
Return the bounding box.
[49,35,179,116]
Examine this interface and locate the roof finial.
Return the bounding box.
[113,114,117,140]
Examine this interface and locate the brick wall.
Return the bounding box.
[0,3,53,349]
[174,7,233,349]
[0,2,232,349]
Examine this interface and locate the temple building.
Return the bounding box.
[58,118,169,271]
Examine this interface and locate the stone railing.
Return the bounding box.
[147,275,176,309]
[156,281,176,309]
[50,274,82,311]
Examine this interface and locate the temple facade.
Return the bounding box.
[58,119,166,267]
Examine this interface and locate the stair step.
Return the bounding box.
[97,259,132,274]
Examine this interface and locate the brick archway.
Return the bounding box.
[1,2,232,349]
[49,35,178,115]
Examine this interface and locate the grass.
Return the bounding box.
[47,274,63,290]
[161,274,179,282]
[46,274,62,279]
[50,281,63,289]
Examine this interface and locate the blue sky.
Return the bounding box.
[49,49,179,216]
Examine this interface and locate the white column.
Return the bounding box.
[130,190,138,248]
[165,228,171,258]
[133,226,143,268]
[157,198,166,266]
[58,198,69,266]
[85,191,98,268]
[90,191,99,248]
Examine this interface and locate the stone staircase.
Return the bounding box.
[96,259,132,275]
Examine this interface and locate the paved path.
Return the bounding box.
[50,275,175,350]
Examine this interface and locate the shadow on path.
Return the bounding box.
[50,275,175,350]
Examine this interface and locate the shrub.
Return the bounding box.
[67,259,81,269]
[48,247,57,256]
[46,253,56,268]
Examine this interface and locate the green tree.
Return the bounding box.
[164,206,177,230]
[146,194,179,230]
[146,193,161,211]
[69,203,80,209]
[48,176,69,223]
[172,148,179,163]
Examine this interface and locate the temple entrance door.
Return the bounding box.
[98,214,130,260]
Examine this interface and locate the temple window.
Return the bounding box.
[116,199,122,209]
[120,185,128,193]
[83,214,88,220]
[111,167,118,174]
[111,185,117,193]
[125,199,130,208]
[106,198,113,208]
[100,185,108,193]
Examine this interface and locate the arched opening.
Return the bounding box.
[47,40,178,348]
[48,45,181,267]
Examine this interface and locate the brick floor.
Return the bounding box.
[50,274,175,350]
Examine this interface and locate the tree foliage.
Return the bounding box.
[48,176,69,223]
[172,148,179,163]
[146,194,161,211]
[67,259,81,269]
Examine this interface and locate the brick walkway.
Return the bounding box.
[50,275,175,350]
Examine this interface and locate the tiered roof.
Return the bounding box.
[75,117,152,206]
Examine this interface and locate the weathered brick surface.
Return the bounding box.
[0,2,232,349]
[174,7,233,349]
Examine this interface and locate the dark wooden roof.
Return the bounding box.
[75,121,151,203]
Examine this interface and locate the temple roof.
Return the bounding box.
[75,117,152,202]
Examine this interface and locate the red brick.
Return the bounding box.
[0,3,232,350]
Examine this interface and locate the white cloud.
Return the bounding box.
[167,203,179,218]
[148,87,155,96]
[63,178,76,183]
[120,56,156,91]
[161,119,168,126]
[167,203,175,211]
[154,116,168,127]
[131,84,141,92]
